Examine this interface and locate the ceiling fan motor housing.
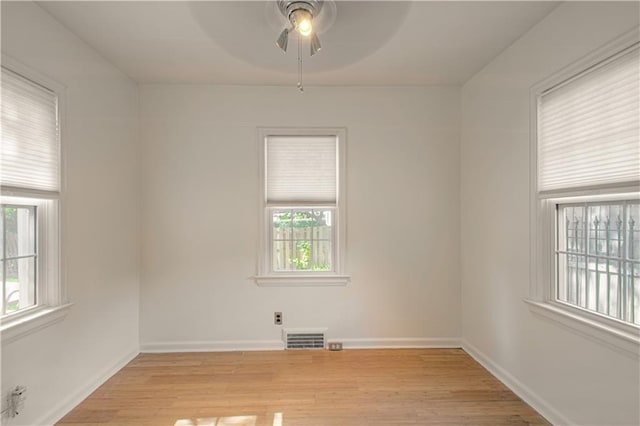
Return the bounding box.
[278,0,323,24]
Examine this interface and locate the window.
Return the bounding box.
[1,203,36,314]
[529,34,639,353]
[271,208,334,272]
[255,129,348,286]
[0,59,69,343]
[557,201,639,325]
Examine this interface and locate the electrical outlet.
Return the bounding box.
[328,342,343,351]
[274,312,283,325]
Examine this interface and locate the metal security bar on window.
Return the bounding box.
[556,201,639,325]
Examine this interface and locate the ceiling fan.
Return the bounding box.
[275,0,323,56]
[273,0,335,91]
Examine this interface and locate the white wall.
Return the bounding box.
[1,2,140,425]
[7,1,637,425]
[139,85,461,349]
[461,2,639,425]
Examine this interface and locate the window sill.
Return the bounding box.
[525,299,639,358]
[253,275,350,287]
[1,303,73,345]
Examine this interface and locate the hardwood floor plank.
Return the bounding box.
[57,349,549,425]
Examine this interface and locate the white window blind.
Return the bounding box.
[1,67,60,193]
[538,44,639,193]
[266,135,337,204]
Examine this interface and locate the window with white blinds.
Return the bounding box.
[256,129,348,285]
[266,135,337,204]
[1,61,66,340]
[537,44,639,194]
[1,67,60,194]
[530,35,640,346]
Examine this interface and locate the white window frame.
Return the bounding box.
[0,56,71,344]
[254,128,349,287]
[527,30,640,358]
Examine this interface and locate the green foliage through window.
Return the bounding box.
[272,208,332,272]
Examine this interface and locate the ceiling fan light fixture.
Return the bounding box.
[274,0,331,91]
[291,9,313,36]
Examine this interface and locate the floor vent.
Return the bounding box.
[283,328,326,350]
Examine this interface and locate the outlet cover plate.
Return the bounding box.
[328,342,343,351]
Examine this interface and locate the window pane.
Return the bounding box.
[632,262,639,325]
[609,267,622,319]
[3,205,36,259]
[604,204,625,259]
[271,208,332,272]
[627,202,639,261]
[557,253,576,304]
[272,210,292,271]
[0,209,3,258]
[0,260,4,314]
[558,205,585,253]
[3,256,36,315]
[557,201,640,325]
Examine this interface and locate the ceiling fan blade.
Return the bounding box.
[276,28,289,52]
[310,32,322,56]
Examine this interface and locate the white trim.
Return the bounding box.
[0,303,72,345]
[140,338,462,353]
[253,274,350,287]
[1,54,66,96]
[0,187,60,200]
[337,337,461,349]
[532,29,639,99]
[283,327,328,334]
[140,340,285,353]
[542,40,639,97]
[539,185,640,201]
[33,348,138,426]
[525,299,639,359]
[461,339,572,426]
[544,190,640,205]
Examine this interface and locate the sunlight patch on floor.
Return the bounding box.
[175,413,283,426]
[273,412,283,426]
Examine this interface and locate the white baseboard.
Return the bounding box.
[140,338,461,353]
[461,339,571,426]
[140,340,285,353]
[338,337,462,349]
[33,347,139,426]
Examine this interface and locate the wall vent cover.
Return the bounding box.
[283,328,326,350]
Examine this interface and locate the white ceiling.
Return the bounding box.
[38,1,559,86]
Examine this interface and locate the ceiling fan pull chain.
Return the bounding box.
[297,32,304,92]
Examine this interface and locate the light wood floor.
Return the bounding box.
[57,349,549,426]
